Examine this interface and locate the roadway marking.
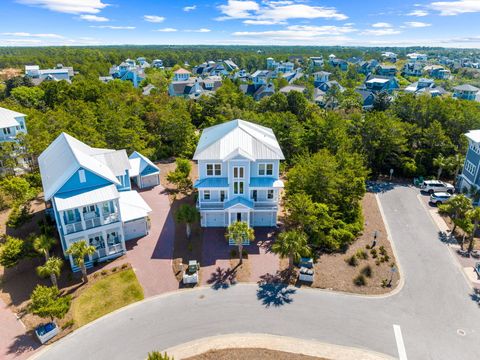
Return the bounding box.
[393,324,408,360]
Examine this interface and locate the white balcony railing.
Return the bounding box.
[107,243,123,255]
[65,221,83,234]
[85,217,101,229]
[103,212,120,224]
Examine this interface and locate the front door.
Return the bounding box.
[237,212,242,222]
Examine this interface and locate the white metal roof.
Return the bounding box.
[119,190,152,222]
[54,184,119,211]
[465,130,480,143]
[38,133,123,201]
[0,107,25,129]
[129,157,141,177]
[193,119,284,161]
[92,149,131,177]
[129,151,159,175]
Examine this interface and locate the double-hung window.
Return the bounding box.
[233,166,245,195]
[258,163,273,176]
[204,190,211,200]
[233,166,244,179]
[233,181,244,195]
[206,164,221,176]
[267,190,274,200]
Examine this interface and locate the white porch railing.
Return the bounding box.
[103,212,120,224]
[85,217,101,229]
[65,221,83,234]
[107,243,123,255]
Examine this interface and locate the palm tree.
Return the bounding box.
[36,256,63,287]
[467,207,480,252]
[438,194,473,233]
[446,154,465,185]
[433,154,447,179]
[33,234,56,261]
[174,204,199,239]
[225,221,254,264]
[66,240,96,283]
[272,230,310,272]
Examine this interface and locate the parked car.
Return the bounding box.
[182,260,199,285]
[298,267,314,283]
[429,192,452,205]
[421,180,454,194]
[35,322,59,344]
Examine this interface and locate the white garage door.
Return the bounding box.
[123,218,147,240]
[253,212,274,227]
[141,174,159,188]
[205,212,225,227]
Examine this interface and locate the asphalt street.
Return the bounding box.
[33,186,480,360]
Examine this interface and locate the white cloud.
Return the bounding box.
[183,5,197,12]
[429,0,480,16]
[90,25,135,30]
[408,9,429,16]
[372,22,392,28]
[1,32,63,38]
[17,0,108,14]
[217,0,347,23]
[155,28,178,32]
[243,19,286,25]
[144,15,165,23]
[79,14,109,22]
[361,28,401,36]
[404,21,431,27]
[185,28,211,33]
[233,24,356,42]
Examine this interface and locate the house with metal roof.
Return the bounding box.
[457,130,480,195]
[193,119,284,234]
[129,151,160,189]
[100,60,145,88]
[25,64,74,85]
[38,133,152,271]
[453,85,480,101]
[0,106,28,174]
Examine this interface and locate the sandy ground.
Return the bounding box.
[310,193,400,294]
[186,348,325,360]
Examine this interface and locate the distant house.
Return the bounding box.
[281,69,304,84]
[233,69,249,82]
[424,65,451,80]
[376,64,397,78]
[308,56,324,70]
[38,133,153,271]
[152,59,164,69]
[381,52,397,63]
[363,75,399,93]
[407,53,428,62]
[404,78,446,97]
[101,60,145,88]
[0,106,28,173]
[168,75,223,99]
[355,89,375,110]
[25,64,74,85]
[329,58,348,71]
[193,119,284,230]
[279,85,307,95]
[317,80,344,93]
[136,57,150,68]
[357,60,379,75]
[313,71,331,86]
[240,82,275,101]
[173,68,192,82]
[402,62,423,77]
[453,85,480,101]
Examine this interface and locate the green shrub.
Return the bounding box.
[381,279,389,288]
[365,244,371,250]
[0,236,25,268]
[355,249,368,260]
[111,266,118,272]
[361,265,373,278]
[121,263,128,269]
[7,203,32,228]
[370,248,378,258]
[147,351,173,360]
[61,319,75,329]
[379,246,387,256]
[100,270,108,276]
[345,255,358,267]
[353,274,366,286]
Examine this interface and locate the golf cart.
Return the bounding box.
[182,260,200,285]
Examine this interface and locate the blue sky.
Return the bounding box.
[1,0,480,47]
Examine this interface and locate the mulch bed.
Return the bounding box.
[308,193,400,295]
[186,348,327,360]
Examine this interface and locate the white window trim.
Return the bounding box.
[206,163,221,177]
[465,160,476,176]
[258,163,274,176]
[203,190,211,200]
[233,166,245,179]
[233,181,245,195]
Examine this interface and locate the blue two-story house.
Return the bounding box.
[0,106,28,173]
[38,133,153,271]
[193,120,284,239]
[458,130,480,195]
[453,85,479,101]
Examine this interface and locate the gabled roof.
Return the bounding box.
[174,68,191,74]
[193,119,284,161]
[0,107,25,128]
[38,133,125,201]
[454,84,479,92]
[129,151,159,176]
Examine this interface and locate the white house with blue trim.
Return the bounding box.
[193,120,284,231]
[0,106,28,173]
[38,133,152,271]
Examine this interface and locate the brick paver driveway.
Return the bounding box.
[201,227,280,286]
[125,185,179,297]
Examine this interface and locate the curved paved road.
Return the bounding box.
[33,187,480,360]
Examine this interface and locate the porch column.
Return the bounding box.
[246,211,250,227]
[227,210,231,226]
[102,230,108,256]
[79,209,86,230]
[59,211,67,235]
[98,204,104,225]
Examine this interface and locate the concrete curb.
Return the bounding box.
[161,333,396,360]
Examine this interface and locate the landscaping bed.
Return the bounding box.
[309,193,400,295]
[186,348,326,360]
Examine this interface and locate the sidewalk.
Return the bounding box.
[0,299,38,360]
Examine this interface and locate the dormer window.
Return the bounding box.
[206,164,221,176]
[258,163,273,176]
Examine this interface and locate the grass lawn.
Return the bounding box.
[72,269,144,327]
